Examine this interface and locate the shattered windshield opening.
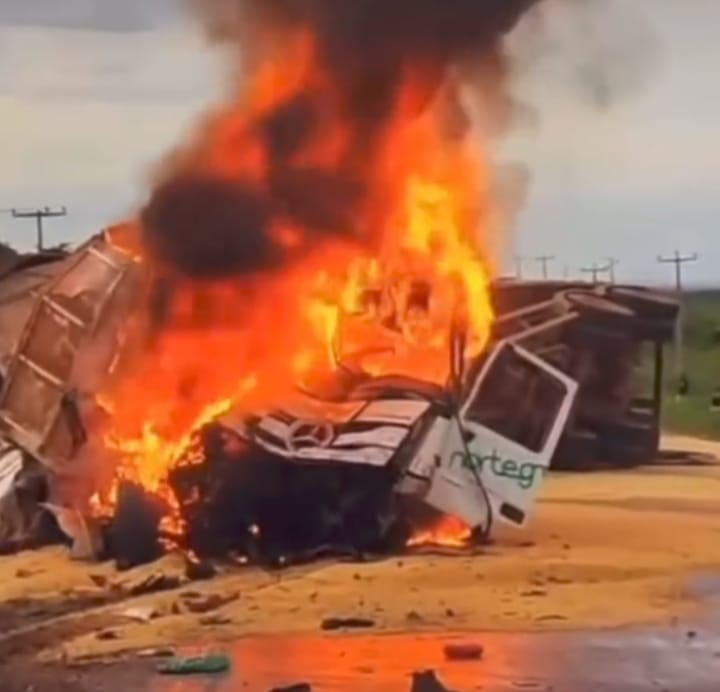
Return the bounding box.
[464,345,567,453]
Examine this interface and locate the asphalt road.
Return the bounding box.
[4,619,720,692]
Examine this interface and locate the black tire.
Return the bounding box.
[551,428,601,470]
[605,286,679,322]
[560,290,637,331]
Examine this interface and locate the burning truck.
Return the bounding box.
[0,232,677,565]
[0,0,681,564]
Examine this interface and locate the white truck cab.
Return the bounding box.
[242,338,578,537]
[399,340,577,533]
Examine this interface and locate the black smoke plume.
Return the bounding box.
[142,0,542,278]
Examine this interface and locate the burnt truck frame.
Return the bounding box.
[0,234,138,471]
[0,233,678,545]
[226,280,678,539]
[224,338,577,539]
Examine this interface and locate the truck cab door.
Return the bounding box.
[431,340,577,530]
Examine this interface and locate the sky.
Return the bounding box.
[0,0,718,285]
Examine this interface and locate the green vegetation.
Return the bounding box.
[656,289,720,439]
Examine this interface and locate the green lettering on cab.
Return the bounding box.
[449,450,545,490]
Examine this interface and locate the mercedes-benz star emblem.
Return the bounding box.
[286,420,335,454]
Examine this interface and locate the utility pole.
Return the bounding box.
[580,261,611,284]
[605,257,619,284]
[657,251,697,294]
[513,255,525,279]
[10,206,67,251]
[657,251,698,380]
[534,255,555,280]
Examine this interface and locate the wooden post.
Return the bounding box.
[652,340,664,421]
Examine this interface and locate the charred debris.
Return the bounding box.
[0,235,678,568]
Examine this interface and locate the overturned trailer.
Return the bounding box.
[0,236,679,559]
[0,235,138,471]
[490,279,679,469]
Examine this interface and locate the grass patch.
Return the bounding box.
[656,288,720,439]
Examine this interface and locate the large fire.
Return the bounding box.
[92,23,502,548]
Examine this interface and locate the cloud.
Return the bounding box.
[0,0,180,32]
[0,23,221,251]
[497,0,720,283]
[0,0,718,284]
[0,25,221,105]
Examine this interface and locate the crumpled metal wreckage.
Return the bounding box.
[0,233,138,556]
[0,232,679,562]
[0,443,60,553]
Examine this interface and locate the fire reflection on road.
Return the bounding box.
[147,623,720,692]
[149,633,516,691]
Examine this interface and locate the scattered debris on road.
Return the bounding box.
[156,653,231,675]
[182,591,238,614]
[443,641,484,661]
[320,616,376,631]
[127,572,180,597]
[411,669,455,692]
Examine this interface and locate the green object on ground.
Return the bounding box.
[157,653,231,675]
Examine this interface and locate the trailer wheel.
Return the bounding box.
[606,286,679,321]
[561,290,636,330]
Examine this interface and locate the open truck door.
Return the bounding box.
[423,340,577,532]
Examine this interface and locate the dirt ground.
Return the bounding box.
[0,436,719,688]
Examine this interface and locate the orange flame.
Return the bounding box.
[406,516,473,549]
[92,30,498,538]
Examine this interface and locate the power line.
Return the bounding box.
[534,255,555,280]
[657,251,698,379]
[10,206,67,251]
[657,251,698,293]
[605,257,619,284]
[580,261,611,284]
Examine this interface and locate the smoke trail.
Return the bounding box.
[142,0,542,277]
